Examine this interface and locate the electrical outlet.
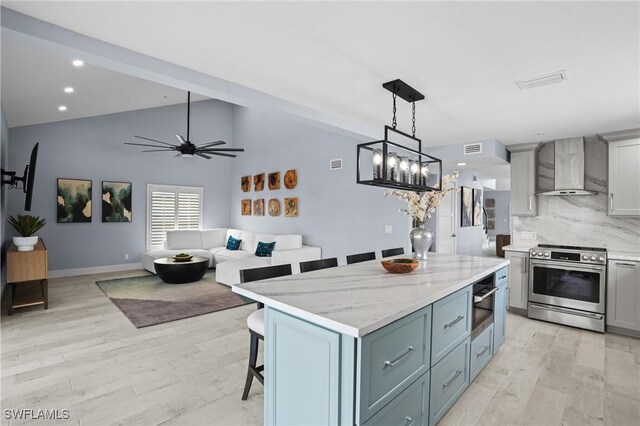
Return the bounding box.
[520,231,537,240]
[385,225,393,234]
[124,253,129,260]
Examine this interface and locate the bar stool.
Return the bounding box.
[299,257,338,273]
[239,263,292,400]
[346,251,376,265]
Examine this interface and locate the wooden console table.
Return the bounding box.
[7,239,48,315]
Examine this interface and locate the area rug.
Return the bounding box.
[96,272,252,328]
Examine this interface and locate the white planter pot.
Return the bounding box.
[13,236,39,252]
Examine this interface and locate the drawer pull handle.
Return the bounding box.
[499,275,507,280]
[442,369,462,389]
[405,416,415,426]
[616,262,637,267]
[444,315,464,329]
[476,345,490,358]
[384,346,415,367]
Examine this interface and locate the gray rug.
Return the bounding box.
[96,272,252,328]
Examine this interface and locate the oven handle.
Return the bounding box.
[529,303,604,320]
[529,259,604,272]
[474,287,498,303]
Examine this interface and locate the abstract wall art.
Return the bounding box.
[461,186,472,227]
[473,189,483,226]
[57,178,92,223]
[102,181,132,222]
[254,173,265,191]
[284,169,297,189]
[253,199,265,216]
[268,198,281,216]
[241,199,252,215]
[268,172,280,190]
[241,176,251,192]
[284,197,298,217]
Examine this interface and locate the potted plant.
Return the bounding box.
[8,214,46,251]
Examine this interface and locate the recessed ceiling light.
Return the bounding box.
[457,162,467,166]
[64,87,74,94]
[72,59,84,67]
[538,132,545,136]
[58,105,67,112]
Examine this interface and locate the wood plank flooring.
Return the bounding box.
[2,270,639,425]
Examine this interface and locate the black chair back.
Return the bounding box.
[346,252,376,265]
[240,264,293,284]
[381,247,405,258]
[300,257,339,273]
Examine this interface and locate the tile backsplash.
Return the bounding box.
[512,195,640,252]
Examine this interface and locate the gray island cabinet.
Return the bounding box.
[233,253,509,425]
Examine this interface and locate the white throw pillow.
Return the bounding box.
[166,230,203,250]
[274,235,302,250]
[201,228,228,249]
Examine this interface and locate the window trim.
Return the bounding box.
[146,183,204,251]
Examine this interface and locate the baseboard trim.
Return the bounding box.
[49,263,144,278]
[607,325,640,339]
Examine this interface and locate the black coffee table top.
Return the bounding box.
[154,256,209,266]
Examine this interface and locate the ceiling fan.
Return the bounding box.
[125,91,244,159]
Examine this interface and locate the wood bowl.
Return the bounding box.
[172,254,193,262]
[381,258,419,274]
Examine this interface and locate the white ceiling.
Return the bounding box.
[2,1,639,145]
[1,40,208,127]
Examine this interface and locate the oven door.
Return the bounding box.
[529,259,605,313]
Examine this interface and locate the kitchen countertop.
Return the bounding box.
[502,245,534,253]
[232,253,509,337]
[608,251,640,262]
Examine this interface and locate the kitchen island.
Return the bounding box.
[233,253,509,425]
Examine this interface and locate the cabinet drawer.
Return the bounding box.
[363,371,430,426]
[431,286,472,365]
[495,267,508,287]
[470,324,493,382]
[429,337,471,425]
[357,305,432,424]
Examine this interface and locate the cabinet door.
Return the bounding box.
[607,261,640,331]
[493,282,507,353]
[506,252,529,310]
[510,151,537,216]
[608,138,640,216]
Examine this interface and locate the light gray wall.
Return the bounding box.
[1,106,8,294]
[7,100,234,272]
[230,107,411,263]
[485,190,510,236]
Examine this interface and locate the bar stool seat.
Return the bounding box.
[247,308,265,336]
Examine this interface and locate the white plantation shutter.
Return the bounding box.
[147,185,203,250]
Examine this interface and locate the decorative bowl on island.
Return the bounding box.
[172,253,193,262]
[381,258,419,274]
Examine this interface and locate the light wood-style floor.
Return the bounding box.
[2,270,639,426]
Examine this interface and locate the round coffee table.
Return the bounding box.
[153,256,209,284]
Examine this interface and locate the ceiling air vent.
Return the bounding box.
[329,158,342,170]
[516,70,568,90]
[463,143,482,155]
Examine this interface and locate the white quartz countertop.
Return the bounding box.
[608,251,640,262]
[502,245,533,253]
[232,253,509,337]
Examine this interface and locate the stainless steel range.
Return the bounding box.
[528,244,607,332]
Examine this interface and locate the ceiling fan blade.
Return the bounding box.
[196,152,212,159]
[197,141,226,148]
[141,149,177,152]
[134,135,175,146]
[199,148,245,152]
[176,134,186,144]
[206,152,237,158]
[125,142,177,149]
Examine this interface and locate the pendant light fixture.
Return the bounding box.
[357,80,442,191]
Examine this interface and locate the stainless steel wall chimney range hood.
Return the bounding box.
[537,137,598,196]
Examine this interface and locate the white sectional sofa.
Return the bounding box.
[142,228,321,286]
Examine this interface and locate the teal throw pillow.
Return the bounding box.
[226,235,242,250]
[255,241,276,257]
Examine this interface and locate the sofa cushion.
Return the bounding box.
[213,249,255,264]
[226,235,242,250]
[215,257,271,286]
[255,241,276,257]
[166,230,203,250]
[226,228,243,241]
[201,228,227,249]
[240,231,257,252]
[274,234,303,250]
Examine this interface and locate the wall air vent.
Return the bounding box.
[473,175,479,183]
[329,158,342,170]
[463,143,482,155]
[516,70,568,90]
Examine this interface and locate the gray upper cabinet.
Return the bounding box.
[601,129,640,216]
[509,144,540,216]
[505,251,528,311]
[607,260,640,332]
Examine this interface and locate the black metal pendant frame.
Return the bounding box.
[356,80,442,192]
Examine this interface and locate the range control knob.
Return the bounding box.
[589,255,597,261]
[543,252,550,257]
[598,256,605,262]
[582,254,589,260]
[537,251,543,256]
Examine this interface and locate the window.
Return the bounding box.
[146,184,203,250]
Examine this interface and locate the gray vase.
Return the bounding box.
[410,224,433,260]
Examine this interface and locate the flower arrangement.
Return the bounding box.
[385,171,460,225]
